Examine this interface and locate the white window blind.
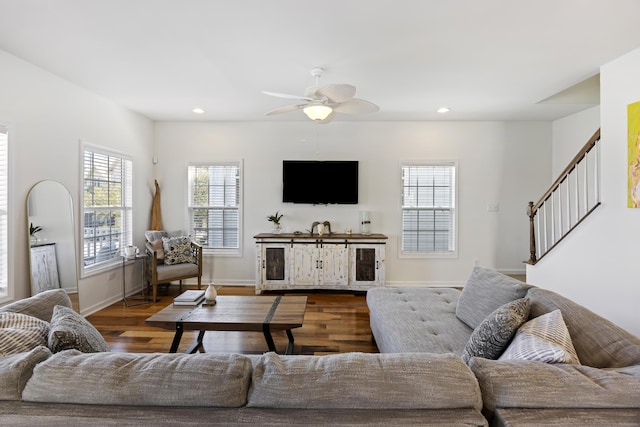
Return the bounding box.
[0,127,7,297]
[188,163,241,253]
[401,162,456,255]
[82,147,133,270]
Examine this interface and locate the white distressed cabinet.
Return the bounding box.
[255,233,386,293]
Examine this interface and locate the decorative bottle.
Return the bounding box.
[204,283,217,302]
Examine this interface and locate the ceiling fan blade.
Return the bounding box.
[316,110,336,124]
[333,98,379,114]
[265,104,305,116]
[262,91,312,102]
[315,84,356,103]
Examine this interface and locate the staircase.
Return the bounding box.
[526,129,601,264]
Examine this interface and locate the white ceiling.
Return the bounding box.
[1,0,639,122]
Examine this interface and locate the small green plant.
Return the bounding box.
[267,211,284,225]
[30,223,43,236]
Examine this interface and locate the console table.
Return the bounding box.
[254,233,387,294]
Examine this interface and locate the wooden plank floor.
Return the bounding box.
[87,285,379,355]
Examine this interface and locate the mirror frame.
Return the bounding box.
[27,180,78,300]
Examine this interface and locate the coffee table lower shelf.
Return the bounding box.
[173,324,296,355]
[146,295,307,355]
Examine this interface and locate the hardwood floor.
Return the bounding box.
[87,285,379,355]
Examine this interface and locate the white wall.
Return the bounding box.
[527,48,640,337]
[551,105,600,177]
[155,120,551,287]
[0,50,154,314]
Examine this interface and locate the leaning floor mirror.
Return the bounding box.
[27,181,79,310]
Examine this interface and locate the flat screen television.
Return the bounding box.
[282,160,359,204]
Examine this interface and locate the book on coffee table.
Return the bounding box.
[173,290,205,306]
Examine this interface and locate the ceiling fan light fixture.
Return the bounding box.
[303,104,333,121]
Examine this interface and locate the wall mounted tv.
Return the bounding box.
[282,160,359,204]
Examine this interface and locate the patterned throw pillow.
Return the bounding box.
[162,236,194,265]
[499,309,581,364]
[48,305,110,353]
[461,297,530,364]
[0,312,49,356]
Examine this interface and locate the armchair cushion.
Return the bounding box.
[162,236,194,265]
[157,263,199,282]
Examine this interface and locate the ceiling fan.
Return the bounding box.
[262,67,379,124]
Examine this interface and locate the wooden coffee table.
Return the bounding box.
[145,295,307,354]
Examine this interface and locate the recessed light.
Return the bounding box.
[192,108,205,114]
[437,107,451,114]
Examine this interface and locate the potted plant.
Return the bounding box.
[29,222,42,245]
[267,211,284,234]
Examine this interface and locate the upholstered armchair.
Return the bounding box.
[144,232,203,302]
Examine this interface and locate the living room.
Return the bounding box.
[0,1,639,340]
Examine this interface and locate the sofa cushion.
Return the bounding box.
[0,346,51,400]
[247,352,483,410]
[469,358,640,414]
[0,289,72,322]
[48,305,110,353]
[456,267,532,329]
[22,350,252,407]
[461,297,530,364]
[0,312,49,356]
[367,287,472,354]
[499,309,580,364]
[526,288,640,368]
[162,236,194,265]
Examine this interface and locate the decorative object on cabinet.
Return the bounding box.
[310,221,332,235]
[360,211,371,235]
[254,233,386,294]
[29,223,42,245]
[267,211,284,234]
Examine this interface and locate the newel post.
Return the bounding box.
[527,201,537,264]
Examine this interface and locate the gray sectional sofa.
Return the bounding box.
[367,267,640,426]
[2,267,639,426]
[0,288,487,426]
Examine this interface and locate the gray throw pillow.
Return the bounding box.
[462,297,530,364]
[499,309,581,364]
[48,305,109,353]
[0,312,49,356]
[456,267,532,329]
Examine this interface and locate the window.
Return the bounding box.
[82,145,133,272]
[0,126,7,298]
[188,162,241,255]
[401,162,456,256]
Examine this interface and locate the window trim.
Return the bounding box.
[79,142,134,277]
[398,160,458,259]
[187,160,243,257]
[0,124,11,303]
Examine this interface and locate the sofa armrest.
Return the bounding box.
[469,358,640,415]
[0,289,72,322]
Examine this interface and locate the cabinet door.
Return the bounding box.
[321,243,349,286]
[292,244,318,286]
[30,244,60,294]
[349,244,381,285]
[262,244,289,284]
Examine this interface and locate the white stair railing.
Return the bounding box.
[527,129,601,264]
